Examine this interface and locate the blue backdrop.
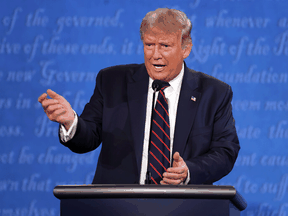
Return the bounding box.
[1,0,288,215]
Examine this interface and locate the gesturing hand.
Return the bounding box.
[160,152,188,185]
[38,89,75,130]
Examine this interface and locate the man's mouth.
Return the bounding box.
[153,64,166,69]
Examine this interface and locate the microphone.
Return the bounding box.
[145,80,162,184]
[152,79,163,92]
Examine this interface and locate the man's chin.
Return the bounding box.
[152,74,169,82]
[146,67,172,81]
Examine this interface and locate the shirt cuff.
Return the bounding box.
[183,169,190,185]
[59,110,78,143]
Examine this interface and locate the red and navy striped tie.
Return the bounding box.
[149,82,170,184]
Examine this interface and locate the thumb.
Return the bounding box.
[173,152,182,162]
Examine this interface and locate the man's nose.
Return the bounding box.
[152,46,162,59]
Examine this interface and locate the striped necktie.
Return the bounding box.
[149,81,170,184]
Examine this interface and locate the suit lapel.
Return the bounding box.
[127,64,149,178]
[173,64,201,157]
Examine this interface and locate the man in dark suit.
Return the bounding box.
[38,8,240,185]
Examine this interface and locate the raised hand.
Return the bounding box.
[38,89,75,130]
[160,152,188,185]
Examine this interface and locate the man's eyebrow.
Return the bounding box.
[144,41,155,44]
[159,40,174,44]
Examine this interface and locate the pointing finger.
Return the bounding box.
[47,89,63,101]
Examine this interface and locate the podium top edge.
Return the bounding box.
[54,184,235,189]
[53,184,247,211]
[53,184,236,198]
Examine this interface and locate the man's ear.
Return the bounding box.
[182,42,193,59]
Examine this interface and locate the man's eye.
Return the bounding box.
[162,44,169,48]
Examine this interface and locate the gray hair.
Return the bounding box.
[140,8,192,48]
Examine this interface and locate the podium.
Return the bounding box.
[54,184,247,216]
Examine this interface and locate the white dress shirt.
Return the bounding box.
[139,63,190,185]
[60,63,190,184]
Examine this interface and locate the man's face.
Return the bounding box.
[143,27,191,82]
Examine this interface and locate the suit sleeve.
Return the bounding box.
[186,85,240,184]
[59,70,104,153]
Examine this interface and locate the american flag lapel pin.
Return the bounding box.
[191,96,196,102]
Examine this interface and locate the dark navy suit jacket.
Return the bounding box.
[60,63,240,184]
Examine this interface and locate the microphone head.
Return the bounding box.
[152,80,163,91]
